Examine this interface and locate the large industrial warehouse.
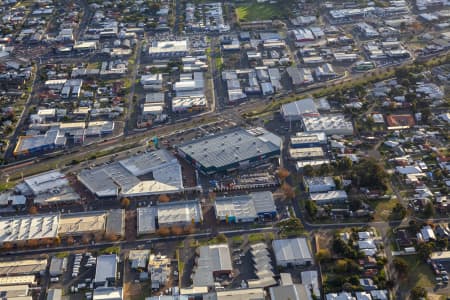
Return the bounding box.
[77,149,184,198]
[177,127,282,174]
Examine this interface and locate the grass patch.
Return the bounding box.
[176,249,184,280]
[0,182,15,192]
[215,57,223,71]
[231,235,243,245]
[235,3,284,22]
[371,197,400,221]
[399,254,435,295]
[248,233,266,244]
[55,252,70,258]
[208,234,228,245]
[99,245,120,255]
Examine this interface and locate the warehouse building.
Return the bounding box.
[302,114,354,136]
[14,170,81,206]
[137,207,157,235]
[0,259,48,276]
[78,150,184,198]
[49,257,67,277]
[192,244,232,287]
[94,255,118,287]
[17,171,68,196]
[46,288,62,300]
[106,209,125,238]
[0,214,59,246]
[0,285,31,300]
[93,287,123,300]
[272,238,313,267]
[58,212,106,236]
[214,191,277,223]
[157,200,203,226]
[177,127,281,174]
[280,98,320,122]
[0,275,36,286]
[290,132,327,148]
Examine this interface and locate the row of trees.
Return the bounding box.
[157,225,195,236]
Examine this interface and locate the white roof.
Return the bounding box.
[272,238,313,264]
[93,287,123,300]
[358,240,376,249]
[214,191,276,220]
[310,190,348,202]
[137,207,156,234]
[0,214,59,243]
[23,171,68,195]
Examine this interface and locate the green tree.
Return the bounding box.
[410,286,427,300]
[393,257,409,278]
[303,165,315,177]
[305,200,318,218]
[417,242,434,260]
[423,202,435,218]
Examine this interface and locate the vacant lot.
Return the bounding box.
[399,255,435,296]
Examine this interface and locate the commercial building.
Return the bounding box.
[280,98,320,121]
[304,177,336,193]
[177,127,281,174]
[288,147,325,160]
[78,150,184,198]
[149,254,171,289]
[157,200,203,226]
[214,191,277,223]
[290,132,327,148]
[137,207,157,235]
[302,114,354,135]
[310,190,348,205]
[192,244,232,287]
[295,159,331,171]
[129,250,150,270]
[94,255,118,286]
[13,129,66,156]
[148,40,189,58]
[272,238,313,267]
